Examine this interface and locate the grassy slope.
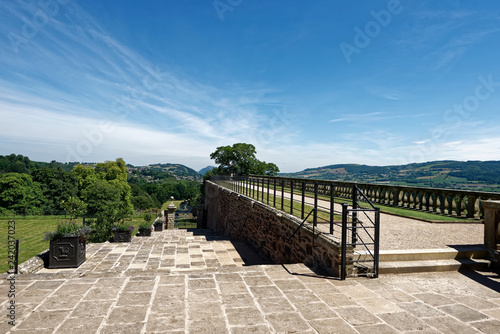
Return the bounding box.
[0,216,59,273]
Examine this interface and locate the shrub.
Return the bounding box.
[87,217,114,243]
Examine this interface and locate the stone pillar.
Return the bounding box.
[165,196,176,230]
[466,195,478,219]
[483,200,500,250]
[196,204,206,229]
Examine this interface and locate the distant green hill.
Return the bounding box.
[128,163,201,181]
[0,154,78,173]
[198,166,215,176]
[281,160,500,192]
[0,155,202,181]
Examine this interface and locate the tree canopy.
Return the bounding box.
[210,143,279,176]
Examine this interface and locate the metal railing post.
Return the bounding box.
[273,178,277,208]
[257,178,260,200]
[267,178,270,205]
[261,177,265,203]
[281,180,284,211]
[374,207,380,278]
[246,176,249,197]
[313,182,318,227]
[341,203,348,280]
[15,239,19,274]
[330,184,335,235]
[252,177,255,199]
[290,180,294,215]
[301,182,305,219]
[352,184,357,246]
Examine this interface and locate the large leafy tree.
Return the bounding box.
[73,158,133,219]
[0,173,46,214]
[73,158,134,242]
[31,166,78,214]
[210,143,280,176]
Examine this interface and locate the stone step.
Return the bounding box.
[378,258,491,274]
[377,245,488,262]
[354,245,490,275]
[355,245,488,262]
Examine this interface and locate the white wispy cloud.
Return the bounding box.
[329,112,383,123]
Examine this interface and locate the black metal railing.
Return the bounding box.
[210,175,380,279]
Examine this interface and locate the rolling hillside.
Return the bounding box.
[281,161,500,192]
[127,163,201,181]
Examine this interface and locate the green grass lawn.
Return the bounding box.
[0,215,61,274]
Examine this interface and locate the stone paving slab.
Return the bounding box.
[1,229,500,333]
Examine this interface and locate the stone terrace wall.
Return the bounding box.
[205,181,341,276]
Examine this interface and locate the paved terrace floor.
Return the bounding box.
[1,228,500,334]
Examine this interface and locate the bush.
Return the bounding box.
[139,221,152,229]
[87,217,114,243]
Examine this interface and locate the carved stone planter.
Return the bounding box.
[48,236,86,269]
[153,221,163,232]
[138,227,152,236]
[113,230,132,242]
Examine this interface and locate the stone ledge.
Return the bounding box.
[5,249,48,275]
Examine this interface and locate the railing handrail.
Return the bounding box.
[243,174,500,220]
[250,174,500,197]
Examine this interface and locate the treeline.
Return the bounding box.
[447,161,500,184]
[0,154,78,174]
[0,155,201,215]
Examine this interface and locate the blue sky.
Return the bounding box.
[1,0,500,173]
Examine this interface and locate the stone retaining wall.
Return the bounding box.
[205,181,341,276]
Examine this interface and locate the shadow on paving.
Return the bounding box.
[185,228,274,266]
[186,228,338,277]
[459,269,500,293]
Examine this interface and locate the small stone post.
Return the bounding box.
[166,196,176,230]
[482,200,500,250]
[482,200,500,271]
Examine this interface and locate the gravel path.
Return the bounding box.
[236,182,484,250]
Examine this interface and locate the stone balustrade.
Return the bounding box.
[252,175,500,220]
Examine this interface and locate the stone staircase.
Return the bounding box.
[355,245,491,275]
[37,228,272,277]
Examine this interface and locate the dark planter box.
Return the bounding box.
[138,227,152,236]
[113,230,132,242]
[153,221,163,231]
[48,236,86,269]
